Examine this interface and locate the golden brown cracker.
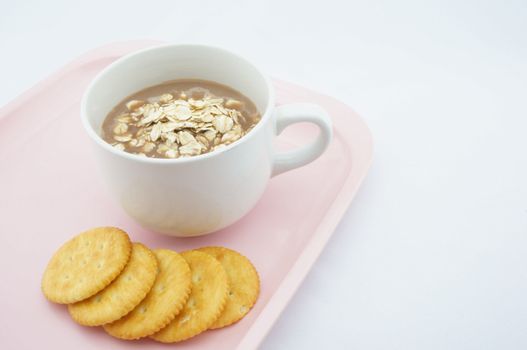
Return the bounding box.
[68,243,158,326]
[197,246,260,329]
[103,249,191,340]
[41,227,132,304]
[151,250,228,343]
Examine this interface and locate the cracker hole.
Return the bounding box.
[193,274,202,283]
[179,315,191,325]
[97,263,102,269]
[95,295,102,302]
[239,306,248,314]
[99,243,104,249]
[139,306,147,314]
[126,276,132,281]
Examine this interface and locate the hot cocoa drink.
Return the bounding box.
[102,79,261,159]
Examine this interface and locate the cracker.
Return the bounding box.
[103,249,191,340]
[151,250,228,343]
[68,243,158,326]
[197,246,260,329]
[41,227,132,304]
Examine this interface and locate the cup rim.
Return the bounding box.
[80,43,275,164]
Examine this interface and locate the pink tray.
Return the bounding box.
[0,41,373,350]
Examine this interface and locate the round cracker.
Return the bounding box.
[103,249,191,340]
[68,243,158,326]
[197,246,260,329]
[151,250,228,343]
[41,227,132,304]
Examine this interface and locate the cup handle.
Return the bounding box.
[272,103,333,177]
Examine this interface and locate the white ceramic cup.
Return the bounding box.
[81,44,333,236]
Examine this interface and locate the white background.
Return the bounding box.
[1,1,526,349]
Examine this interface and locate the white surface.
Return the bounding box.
[1,0,526,349]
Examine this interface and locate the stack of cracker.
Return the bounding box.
[41,227,260,342]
